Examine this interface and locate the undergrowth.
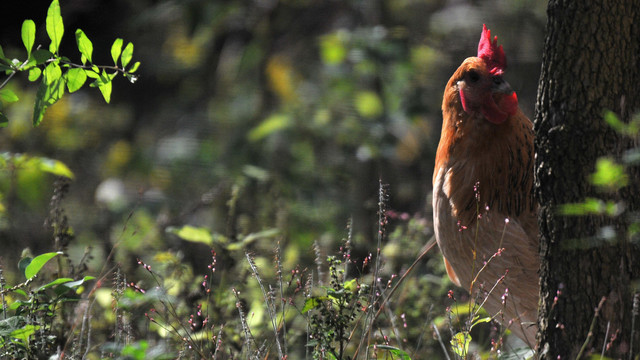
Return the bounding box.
[0,175,547,360]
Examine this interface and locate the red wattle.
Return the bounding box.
[459,88,470,113]
[499,91,518,116]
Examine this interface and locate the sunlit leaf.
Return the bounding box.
[121,42,134,68]
[28,67,41,81]
[450,331,471,358]
[98,78,112,103]
[111,38,123,65]
[604,110,640,137]
[37,277,74,290]
[372,345,412,360]
[591,157,628,190]
[44,62,62,85]
[33,77,65,126]
[355,91,383,118]
[240,228,280,244]
[36,157,75,178]
[75,29,93,64]
[46,0,64,54]
[248,113,292,141]
[53,276,95,291]
[21,20,36,58]
[0,89,19,103]
[166,225,213,246]
[85,70,99,79]
[302,296,328,313]
[10,324,40,344]
[320,32,347,65]
[343,278,358,292]
[470,316,492,330]
[66,68,87,93]
[128,61,140,73]
[24,252,62,279]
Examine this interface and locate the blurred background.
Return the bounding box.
[0,0,545,356]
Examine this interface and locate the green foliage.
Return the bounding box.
[23,251,61,279]
[305,256,368,360]
[450,332,471,358]
[560,111,639,224]
[0,0,139,126]
[0,252,94,359]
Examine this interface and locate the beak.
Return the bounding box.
[492,77,514,95]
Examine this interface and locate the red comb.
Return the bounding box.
[477,24,507,75]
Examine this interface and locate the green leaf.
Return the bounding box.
[21,20,36,58]
[450,332,471,358]
[0,89,19,103]
[470,316,492,330]
[46,0,64,54]
[38,275,95,292]
[355,91,384,118]
[28,67,42,82]
[343,278,358,292]
[38,277,75,290]
[111,38,123,65]
[36,157,75,178]
[302,296,327,313]
[10,324,39,344]
[591,157,628,190]
[319,32,347,65]
[248,113,292,141]
[0,112,7,128]
[121,42,134,68]
[44,62,62,85]
[24,252,62,279]
[85,70,99,79]
[60,276,95,289]
[33,77,65,126]
[18,257,32,277]
[371,345,412,360]
[0,45,9,64]
[65,68,86,93]
[75,29,93,64]
[0,316,27,337]
[128,61,141,73]
[32,49,53,65]
[98,77,112,103]
[166,225,213,246]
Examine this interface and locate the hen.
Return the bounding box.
[432,25,538,345]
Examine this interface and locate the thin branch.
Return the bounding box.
[352,236,437,358]
[576,296,607,360]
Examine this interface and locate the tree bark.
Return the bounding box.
[535,1,640,358]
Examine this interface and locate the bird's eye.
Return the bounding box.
[492,76,503,85]
[467,70,480,83]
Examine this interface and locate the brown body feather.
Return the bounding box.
[433,57,539,344]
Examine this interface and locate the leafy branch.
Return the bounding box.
[0,0,140,127]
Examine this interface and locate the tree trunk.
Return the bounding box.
[535,1,640,358]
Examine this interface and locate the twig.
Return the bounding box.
[630,293,639,360]
[361,181,388,359]
[246,252,284,359]
[601,321,610,360]
[576,296,607,360]
[275,240,288,357]
[432,321,452,360]
[352,236,437,358]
